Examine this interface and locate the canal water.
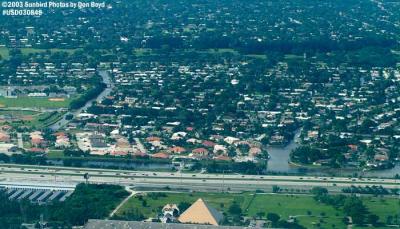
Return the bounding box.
[266,131,400,178]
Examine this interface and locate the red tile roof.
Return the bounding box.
[152,152,170,159]
[169,146,186,154]
[202,140,216,148]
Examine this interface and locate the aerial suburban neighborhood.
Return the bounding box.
[0,0,399,228]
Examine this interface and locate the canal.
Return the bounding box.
[266,130,400,178]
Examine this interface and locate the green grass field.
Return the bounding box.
[245,54,267,59]
[0,47,82,60]
[30,111,65,128]
[116,192,400,228]
[0,109,39,116]
[284,54,304,60]
[248,194,345,228]
[249,194,399,228]
[20,48,82,56]
[0,47,10,60]
[201,49,267,59]
[47,150,65,158]
[0,97,71,108]
[116,192,252,219]
[132,48,270,60]
[2,110,66,129]
[206,48,239,54]
[134,48,154,56]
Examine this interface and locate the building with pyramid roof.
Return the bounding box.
[178,198,224,226]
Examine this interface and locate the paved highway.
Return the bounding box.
[0,164,399,193]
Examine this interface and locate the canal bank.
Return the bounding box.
[266,130,400,178]
[49,70,113,131]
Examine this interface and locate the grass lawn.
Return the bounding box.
[29,111,65,128]
[134,48,268,60]
[392,50,400,64]
[0,47,10,60]
[249,194,399,228]
[3,111,66,129]
[23,141,32,149]
[0,109,39,116]
[353,226,396,229]
[116,192,400,228]
[116,192,253,219]
[20,48,82,56]
[134,48,154,56]
[203,48,239,55]
[47,150,65,158]
[0,97,71,108]
[0,47,82,60]
[247,194,345,228]
[361,196,400,227]
[199,49,267,59]
[245,54,267,59]
[284,54,304,60]
[0,109,64,128]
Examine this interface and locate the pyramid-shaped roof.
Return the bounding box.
[178,198,224,226]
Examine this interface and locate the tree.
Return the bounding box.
[0,153,10,163]
[272,185,281,193]
[65,114,74,120]
[290,146,324,164]
[367,214,379,226]
[386,215,393,225]
[178,202,191,213]
[228,202,242,216]
[267,213,280,224]
[311,187,328,196]
[142,199,147,207]
[343,197,368,225]
[116,209,144,221]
